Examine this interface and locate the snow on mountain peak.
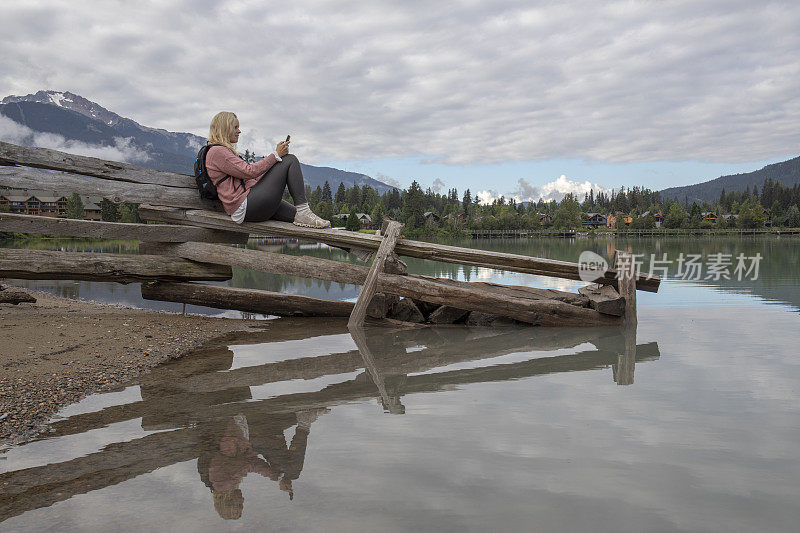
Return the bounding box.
[48,92,66,107]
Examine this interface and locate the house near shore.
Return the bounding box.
[701,212,718,224]
[537,212,552,224]
[423,211,441,224]
[583,213,607,229]
[640,210,664,228]
[332,212,373,228]
[0,188,102,219]
[606,214,632,228]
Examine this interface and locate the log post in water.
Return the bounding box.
[614,250,638,326]
[348,221,403,328]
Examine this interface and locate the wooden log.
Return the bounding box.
[141,281,353,317]
[139,205,661,292]
[348,326,398,413]
[0,212,246,243]
[0,140,193,188]
[578,283,625,316]
[348,221,403,328]
[0,284,36,304]
[0,249,231,282]
[0,166,207,209]
[613,326,637,385]
[140,241,620,326]
[614,250,638,326]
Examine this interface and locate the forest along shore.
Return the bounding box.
[0,286,271,446]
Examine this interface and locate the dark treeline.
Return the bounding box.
[4,178,798,243]
[297,177,800,236]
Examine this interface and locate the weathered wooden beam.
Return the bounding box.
[578,283,625,316]
[0,249,231,282]
[141,281,353,317]
[0,212,246,243]
[141,241,618,326]
[0,166,208,209]
[139,205,660,292]
[614,250,638,326]
[0,140,193,188]
[348,221,403,328]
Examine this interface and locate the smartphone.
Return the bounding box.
[285,135,291,142]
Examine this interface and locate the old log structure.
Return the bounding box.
[0,140,660,325]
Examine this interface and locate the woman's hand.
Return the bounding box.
[276,140,290,157]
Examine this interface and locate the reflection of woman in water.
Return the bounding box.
[197,409,327,520]
[201,414,276,520]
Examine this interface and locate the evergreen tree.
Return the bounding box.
[345,207,361,231]
[345,184,361,209]
[462,189,472,215]
[100,199,119,222]
[551,194,581,229]
[309,186,322,208]
[786,205,800,227]
[118,203,139,223]
[401,180,425,229]
[664,202,687,229]
[322,181,333,203]
[65,193,84,219]
[370,202,385,228]
[315,201,333,223]
[334,182,346,206]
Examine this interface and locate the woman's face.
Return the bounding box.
[229,121,241,144]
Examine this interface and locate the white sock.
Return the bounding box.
[295,202,310,214]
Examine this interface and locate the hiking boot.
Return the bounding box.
[293,209,331,228]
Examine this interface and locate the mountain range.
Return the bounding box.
[659,156,800,204]
[0,90,395,194]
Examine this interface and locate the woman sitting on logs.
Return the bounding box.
[205,111,330,228]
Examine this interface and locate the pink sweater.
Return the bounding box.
[205,146,279,215]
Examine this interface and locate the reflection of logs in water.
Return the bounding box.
[41,325,655,440]
[0,324,658,522]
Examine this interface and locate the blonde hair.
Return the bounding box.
[208,111,239,155]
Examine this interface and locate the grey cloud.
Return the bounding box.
[376,173,401,188]
[0,115,150,163]
[1,1,799,165]
[511,178,540,203]
[431,178,446,193]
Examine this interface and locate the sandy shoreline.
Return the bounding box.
[1,285,270,446]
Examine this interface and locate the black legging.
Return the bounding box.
[244,154,308,223]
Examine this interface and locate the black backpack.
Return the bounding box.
[194,144,233,201]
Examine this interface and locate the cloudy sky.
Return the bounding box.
[2,0,799,201]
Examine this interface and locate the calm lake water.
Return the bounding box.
[2,236,800,532]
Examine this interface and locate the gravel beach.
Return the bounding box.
[0,286,269,446]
